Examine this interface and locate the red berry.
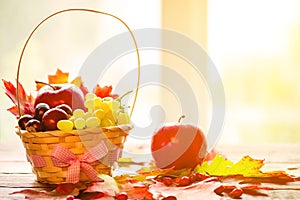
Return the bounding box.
[66,195,74,200]
[196,173,210,181]
[162,177,173,186]
[173,177,181,184]
[179,176,190,186]
[162,196,177,200]
[188,173,197,183]
[116,192,128,200]
[229,188,243,198]
[214,185,225,195]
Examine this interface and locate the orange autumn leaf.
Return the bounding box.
[48,69,69,84]
[119,182,153,200]
[93,84,118,99]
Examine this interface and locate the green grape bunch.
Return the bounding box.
[57,91,132,131]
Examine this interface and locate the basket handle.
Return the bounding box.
[16,8,140,118]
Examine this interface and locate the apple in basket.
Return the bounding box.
[34,83,85,111]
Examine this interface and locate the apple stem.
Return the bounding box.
[35,81,56,90]
[178,115,185,123]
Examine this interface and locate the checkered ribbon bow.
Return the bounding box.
[51,141,108,184]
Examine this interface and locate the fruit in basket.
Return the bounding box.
[18,114,34,130]
[85,117,100,128]
[42,108,68,131]
[25,119,43,132]
[116,112,130,124]
[56,104,73,115]
[34,83,85,110]
[151,116,207,169]
[73,109,85,118]
[57,119,74,131]
[34,103,50,121]
[74,118,86,129]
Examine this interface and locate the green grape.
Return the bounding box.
[86,117,100,128]
[57,120,74,131]
[69,115,76,122]
[94,109,105,120]
[84,99,95,109]
[117,112,130,125]
[102,97,113,102]
[111,100,121,111]
[98,101,110,114]
[73,109,85,118]
[105,110,117,124]
[74,118,86,130]
[85,93,96,100]
[101,118,114,127]
[94,97,102,107]
[83,112,93,120]
[104,100,112,110]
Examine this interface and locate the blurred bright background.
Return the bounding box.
[1,0,300,146]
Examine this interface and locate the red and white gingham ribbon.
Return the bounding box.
[27,154,47,168]
[51,141,108,184]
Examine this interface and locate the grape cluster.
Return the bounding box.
[57,93,130,131]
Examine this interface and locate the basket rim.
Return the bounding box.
[16,124,132,137]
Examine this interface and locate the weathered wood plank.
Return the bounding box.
[0,161,31,174]
[0,142,300,199]
[0,174,46,188]
[216,144,300,163]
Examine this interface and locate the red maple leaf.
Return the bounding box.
[2,79,34,118]
[93,84,118,99]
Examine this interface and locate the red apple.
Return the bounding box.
[151,120,207,169]
[34,84,84,110]
[42,108,68,131]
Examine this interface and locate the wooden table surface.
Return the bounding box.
[0,142,300,199]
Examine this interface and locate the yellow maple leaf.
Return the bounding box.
[194,154,281,177]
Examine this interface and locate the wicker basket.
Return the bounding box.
[16,125,132,184]
[15,9,140,185]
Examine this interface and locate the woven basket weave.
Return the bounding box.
[15,9,140,184]
[16,125,131,184]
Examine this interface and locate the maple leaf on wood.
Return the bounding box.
[149,178,222,200]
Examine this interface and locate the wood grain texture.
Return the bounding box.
[0,142,300,199]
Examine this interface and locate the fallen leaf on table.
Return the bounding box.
[84,174,118,196]
[194,154,293,179]
[119,182,154,200]
[10,188,71,200]
[149,177,222,200]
